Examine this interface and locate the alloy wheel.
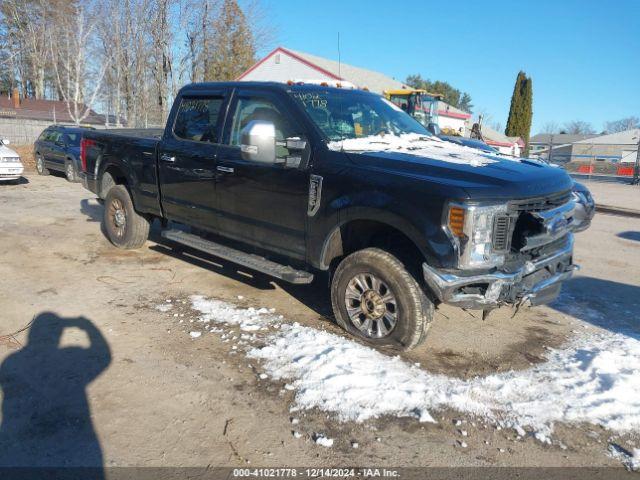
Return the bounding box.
[344,273,398,338]
[108,198,127,239]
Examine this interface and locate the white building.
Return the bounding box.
[480,125,524,157]
[238,46,406,94]
[238,46,471,134]
[436,101,471,136]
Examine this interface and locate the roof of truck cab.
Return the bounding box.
[180,81,379,96]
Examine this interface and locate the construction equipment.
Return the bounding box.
[383,88,443,130]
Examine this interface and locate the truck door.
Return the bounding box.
[157,90,229,230]
[214,89,308,260]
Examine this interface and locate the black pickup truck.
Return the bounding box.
[80,81,578,350]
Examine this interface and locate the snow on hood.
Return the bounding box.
[327,133,518,168]
[185,294,640,443]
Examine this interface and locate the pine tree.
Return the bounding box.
[505,71,533,155]
[204,0,255,81]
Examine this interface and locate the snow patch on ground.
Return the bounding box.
[313,434,334,447]
[191,295,276,332]
[327,133,507,167]
[608,444,640,471]
[188,296,640,441]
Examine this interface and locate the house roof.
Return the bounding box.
[481,124,524,147]
[240,47,408,95]
[0,95,105,125]
[530,133,601,144]
[573,128,639,145]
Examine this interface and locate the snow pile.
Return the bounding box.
[248,324,640,439]
[190,295,277,332]
[327,133,506,167]
[189,296,640,440]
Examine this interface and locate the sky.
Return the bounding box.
[260,0,640,134]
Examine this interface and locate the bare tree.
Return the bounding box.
[0,0,50,98]
[562,120,595,135]
[1,0,274,124]
[604,116,640,134]
[539,121,560,134]
[49,4,109,125]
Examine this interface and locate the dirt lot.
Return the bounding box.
[0,173,639,471]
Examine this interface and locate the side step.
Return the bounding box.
[161,229,314,284]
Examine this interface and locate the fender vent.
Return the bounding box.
[492,215,513,252]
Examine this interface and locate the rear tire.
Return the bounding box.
[36,155,49,176]
[65,160,78,182]
[331,247,433,351]
[103,185,150,249]
[100,173,116,199]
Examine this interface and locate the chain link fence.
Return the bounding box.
[531,141,640,184]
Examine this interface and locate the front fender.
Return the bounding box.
[312,202,455,270]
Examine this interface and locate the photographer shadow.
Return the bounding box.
[0,313,111,472]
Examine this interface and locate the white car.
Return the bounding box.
[0,138,24,182]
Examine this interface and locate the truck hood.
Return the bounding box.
[332,134,573,200]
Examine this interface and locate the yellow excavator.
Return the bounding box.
[383,88,443,131]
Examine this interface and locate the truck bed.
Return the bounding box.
[99,128,164,139]
[82,128,163,217]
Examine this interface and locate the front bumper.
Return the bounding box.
[423,235,577,309]
[0,164,24,181]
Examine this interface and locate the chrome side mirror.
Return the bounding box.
[240,120,276,164]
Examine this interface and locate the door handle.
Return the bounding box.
[216,166,234,173]
[160,154,176,163]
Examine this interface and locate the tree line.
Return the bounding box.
[404,74,473,113]
[0,0,268,126]
[539,117,640,135]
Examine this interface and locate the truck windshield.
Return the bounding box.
[289,89,431,142]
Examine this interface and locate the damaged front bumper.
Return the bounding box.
[423,235,577,309]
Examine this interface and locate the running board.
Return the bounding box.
[161,229,314,284]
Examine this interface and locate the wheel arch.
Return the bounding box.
[98,163,132,199]
[318,216,429,275]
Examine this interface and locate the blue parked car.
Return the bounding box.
[34,126,92,182]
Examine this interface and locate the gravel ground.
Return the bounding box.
[0,173,638,470]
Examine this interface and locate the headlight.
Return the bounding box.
[446,203,509,269]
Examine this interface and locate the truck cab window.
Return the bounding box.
[173,97,224,143]
[229,97,296,157]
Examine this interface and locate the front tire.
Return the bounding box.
[36,155,49,176]
[103,185,150,249]
[331,248,433,350]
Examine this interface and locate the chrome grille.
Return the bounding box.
[510,190,572,213]
[492,215,512,252]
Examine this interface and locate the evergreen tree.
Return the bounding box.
[205,0,255,81]
[505,71,533,155]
